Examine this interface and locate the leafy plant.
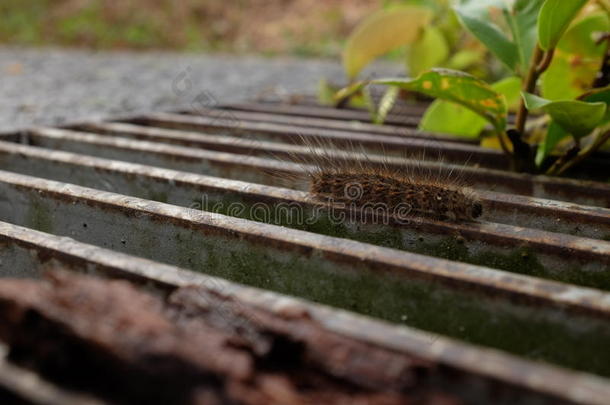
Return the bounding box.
[342,5,434,80]
[320,0,494,122]
[335,0,610,175]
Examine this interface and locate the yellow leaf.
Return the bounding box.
[343,6,433,79]
[407,26,449,76]
[481,135,513,152]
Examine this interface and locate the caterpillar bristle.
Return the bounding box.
[276,135,483,222]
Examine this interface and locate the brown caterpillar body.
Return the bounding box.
[269,136,483,222]
[277,136,484,222]
[310,170,482,221]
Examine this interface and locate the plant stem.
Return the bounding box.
[510,45,555,172]
[593,34,610,88]
[334,80,367,108]
[507,129,536,173]
[550,129,610,175]
[536,48,555,74]
[515,46,544,134]
[511,45,557,172]
[545,146,580,175]
[496,131,511,155]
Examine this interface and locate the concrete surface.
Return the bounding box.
[0,47,401,131]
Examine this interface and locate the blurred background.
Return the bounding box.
[1,0,378,57]
[1,1,404,130]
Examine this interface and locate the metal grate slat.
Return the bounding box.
[0,221,609,405]
[0,98,609,403]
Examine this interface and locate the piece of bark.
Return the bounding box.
[0,271,461,405]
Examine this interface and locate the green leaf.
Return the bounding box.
[419,100,487,138]
[583,85,610,104]
[536,86,610,166]
[492,76,522,110]
[559,13,610,57]
[455,0,519,71]
[375,70,507,133]
[446,49,484,70]
[523,92,607,138]
[582,85,610,123]
[418,76,520,137]
[542,12,608,101]
[343,6,433,79]
[541,53,584,100]
[536,121,569,166]
[340,69,510,135]
[507,0,546,70]
[375,69,507,132]
[538,0,588,51]
[541,51,599,101]
[407,27,450,76]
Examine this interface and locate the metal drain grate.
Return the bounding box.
[0,97,610,404]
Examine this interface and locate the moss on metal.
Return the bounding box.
[26,199,53,234]
[194,195,610,290]
[13,187,610,377]
[190,235,610,378]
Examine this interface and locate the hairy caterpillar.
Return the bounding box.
[282,138,483,222]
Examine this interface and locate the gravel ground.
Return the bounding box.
[0,47,400,131]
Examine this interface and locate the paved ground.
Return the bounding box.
[0,47,400,131]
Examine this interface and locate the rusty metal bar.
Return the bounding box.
[1,139,610,284]
[1,168,607,306]
[0,221,609,405]
[183,105,424,134]
[223,101,426,126]
[126,112,500,165]
[134,110,610,181]
[78,121,507,170]
[78,121,610,183]
[130,110,609,180]
[1,89,608,404]
[221,100,522,126]
[24,127,295,186]
[253,91,429,106]
[24,127,610,207]
[2,139,608,241]
[215,102,610,170]
[2,164,610,384]
[480,190,610,239]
